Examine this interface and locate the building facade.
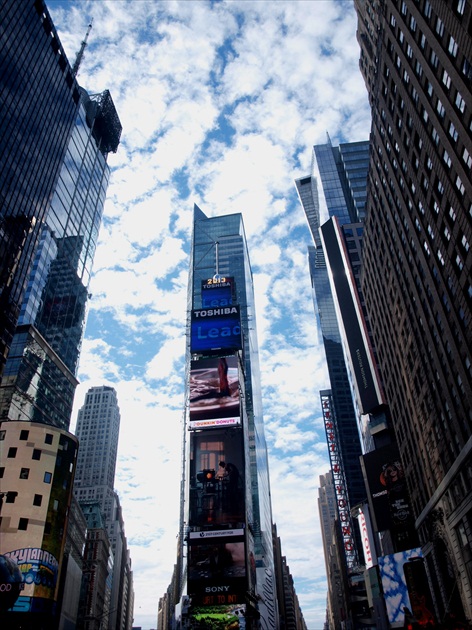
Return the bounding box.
[176,204,278,627]
[74,386,133,630]
[354,0,472,623]
[0,1,121,626]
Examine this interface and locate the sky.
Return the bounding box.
[47,1,371,628]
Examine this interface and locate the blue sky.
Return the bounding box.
[48,1,371,627]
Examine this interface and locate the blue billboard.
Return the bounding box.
[191,306,242,354]
[201,277,234,308]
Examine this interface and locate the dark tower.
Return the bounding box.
[354,0,472,622]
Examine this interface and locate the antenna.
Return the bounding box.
[72,19,93,78]
[213,241,223,282]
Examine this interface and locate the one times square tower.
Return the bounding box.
[175,204,278,628]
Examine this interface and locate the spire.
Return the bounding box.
[71,19,93,78]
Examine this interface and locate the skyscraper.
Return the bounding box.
[295,141,370,537]
[74,386,133,630]
[0,1,121,625]
[176,204,278,628]
[354,0,472,622]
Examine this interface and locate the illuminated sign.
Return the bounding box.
[201,277,234,309]
[190,306,242,354]
[188,535,247,605]
[189,356,240,430]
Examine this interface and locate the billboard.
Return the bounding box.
[188,603,246,628]
[201,277,234,308]
[378,549,435,627]
[189,428,245,527]
[190,306,242,355]
[361,443,415,546]
[189,355,240,430]
[188,532,247,606]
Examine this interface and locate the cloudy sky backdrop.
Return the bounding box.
[48,1,371,627]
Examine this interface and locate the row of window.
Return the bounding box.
[0,466,52,483]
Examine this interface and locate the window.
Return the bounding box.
[6,492,17,504]
[424,1,432,18]
[33,494,43,507]
[462,235,470,252]
[456,176,465,195]
[432,128,440,145]
[32,449,41,461]
[20,430,29,440]
[437,100,446,118]
[390,13,396,27]
[401,1,407,15]
[431,50,439,68]
[0,430,5,440]
[0,467,4,479]
[443,150,452,168]
[463,148,472,169]
[442,70,451,89]
[456,0,466,14]
[410,16,417,31]
[456,91,466,113]
[449,206,457,221]
[44,472,52,484]
[20,468,30,479]
[435,17,445,37]
[45,433,53,445]
[449,122,458,142]
[437,179,445,195]
[448,36,459,58]
[18,518,28,531]
[7,447,17,458]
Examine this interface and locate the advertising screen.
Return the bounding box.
[361,444,414,536]
[378,548,434,626]
[188,603,246,628]
[201,277,234,308]
[188,533,247,606]
[189,428,245,527]
[190,306,242,354]
[189,355,240,430]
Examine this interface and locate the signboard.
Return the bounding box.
[188,533,247,606]
[361,444,415,540]
[189,355,240,430]
[378,549,434,626]
[201,277,234,308]
[188,603,246,628]
[190,306,242,355]
[189,428,245,527]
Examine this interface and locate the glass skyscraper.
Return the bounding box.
[0,1,121,625]
[295,141,371,516]
[176,204,278,628]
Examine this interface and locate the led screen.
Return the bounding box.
[201,277,234,308]
[188,534,247,606]
[189,355,240,430]
[190,306,242,354]
[188,603,246,628]
[189,428,245,527]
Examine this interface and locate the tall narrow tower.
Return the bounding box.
[176,204,278,628]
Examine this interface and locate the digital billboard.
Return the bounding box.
[378,549,434,626]
[201,277,234,308]
[189,355,240,430]
[189,428,245,527]
[188,531,247,606]
[190,306,242,355]
[361,443,416,549]
[188,604,246,629]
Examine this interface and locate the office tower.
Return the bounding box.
[354,0,472,623]
[176,204,278,628]
[318,472,344,629]
[272,525,307,630]
[74,386,133,630]
[0,1,121,626]
[295,141,370,537]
